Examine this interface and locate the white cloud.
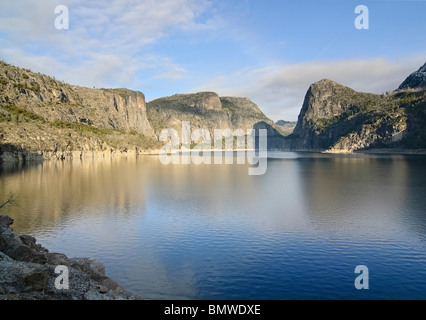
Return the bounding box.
[1,1,425,123]
[192,56,426,122]
[0,0,211,88]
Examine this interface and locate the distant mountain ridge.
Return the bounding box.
[275,120,296,136]
[276,120,296,126]
[398,62,426,90]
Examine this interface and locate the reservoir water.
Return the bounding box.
[1,152,426,300]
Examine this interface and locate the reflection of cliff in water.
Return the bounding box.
[401,157,426,236]
[141,154,258,218]
[0,143,45,163]
[0,157,149,234]
[0,158,43,176]
[296,155,426,235]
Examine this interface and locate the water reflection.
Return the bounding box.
[0,157,148,233]
[297,156,426,239]
[1,153,426,299]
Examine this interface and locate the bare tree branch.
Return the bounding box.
[0,193,17,211]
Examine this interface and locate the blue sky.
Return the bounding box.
[1,0,425,121]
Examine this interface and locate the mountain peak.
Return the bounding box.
[398,62,426,90]
[311,78,341,88]
[315,78,338,84]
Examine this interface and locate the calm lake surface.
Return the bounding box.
[1,152,426,300]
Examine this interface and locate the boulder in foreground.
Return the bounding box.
[0,214,141,300]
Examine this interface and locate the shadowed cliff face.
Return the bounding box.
[288,70,426,152]
[294,79,356,138]
[291,79,381,151]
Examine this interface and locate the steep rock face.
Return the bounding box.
[291,79,378,150]
[398,62,426,90]
[147,93,284,148]
[289,77,426,152]
[0,61,160,161]
[293,79,368,137]
[72,88,154,137]
[0,62,155,137]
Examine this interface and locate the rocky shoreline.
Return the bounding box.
[354,148,426,155]
[0,214,142,300]
[2,146,426,164]
[0,144,162,162]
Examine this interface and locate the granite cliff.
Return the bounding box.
[0,61,285,161]
[147,92,284,149]
[286,63,426,152]
[0,61,160,161]
[2,59,425,159]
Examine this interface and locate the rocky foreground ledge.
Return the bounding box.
[0,215,142,300]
